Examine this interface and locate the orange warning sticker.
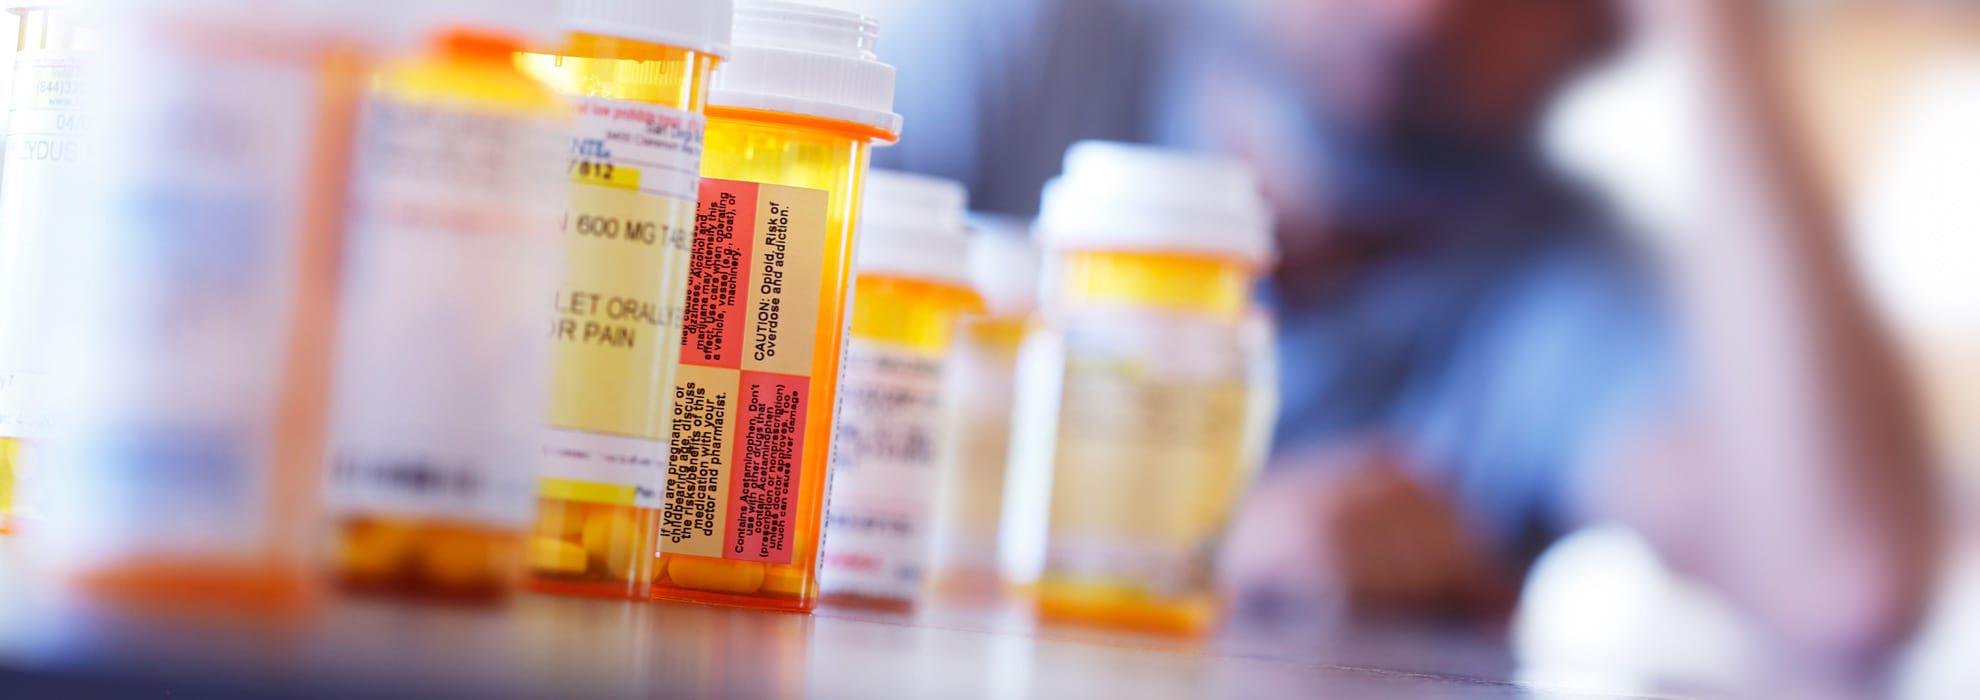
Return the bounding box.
[668,178,826,564]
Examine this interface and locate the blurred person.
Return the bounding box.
[872,0,1939,667]
[1199,0,1939,669]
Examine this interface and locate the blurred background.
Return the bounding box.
[823,0,1980,476]
[822,0,1980,482]
[837,0,1980,692]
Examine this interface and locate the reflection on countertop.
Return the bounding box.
[8,532,1978,699]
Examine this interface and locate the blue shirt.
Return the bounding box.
[1269,204,1670,561]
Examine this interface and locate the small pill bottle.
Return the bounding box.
[818,170,981,611]
[657,0,899,611]
[1004,141,1278,636]
[323,0,567,603]
[926,220,1040,597]
[514,0,733,601]
[0,0,94,535]
[35,0,372,611]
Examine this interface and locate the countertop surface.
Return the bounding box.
[6,531,1977,699]
[0,545,1620,699]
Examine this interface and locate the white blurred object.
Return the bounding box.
[1036,140,1275,267]
[964,216,1040,317]
[1852,58,1980,475]
[1543,36,1705,243]
[1514,525,1763,694]
[857,169,971,286]
[1852,59,1980,336]
[1893,532,1980,700]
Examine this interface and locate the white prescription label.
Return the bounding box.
[928,319,1022,576]
[326,96,563,528]
[538,96,704,511]
[44,39,319,558]
[820,338,949,600]
[0,49,87,441]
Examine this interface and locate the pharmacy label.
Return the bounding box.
[541,97,705,509]
[928,319,1026,574]
[819,339,948,600]
[664,178,826,563]
[0,372,46,439]
[47,40,321,554]
[0,49,88,441]
[1039,311,1254,597]
[327,96,563,527]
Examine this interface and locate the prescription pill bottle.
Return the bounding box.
[656,0,899,611]
[927,221,1040,597]
[0,0,93,535]
[513,0,731,601]
[323,0,566,603]
[817,170,981,611]
[1005,141,1277,636]
[36,1,370,611]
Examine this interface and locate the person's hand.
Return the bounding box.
[1220,442,1515,624]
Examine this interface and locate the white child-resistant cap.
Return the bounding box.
[561,0,732,57]
[966,214,1042,316]
[857,170,971,288]
[710,0,900,137]
[1036,141,1275,267]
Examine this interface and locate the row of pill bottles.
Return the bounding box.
[26,0,583,607]
[14,0,901,611]
[815,145,1281,628]
[32,0,755,606]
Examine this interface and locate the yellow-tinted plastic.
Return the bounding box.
[651,107,885,611]
[327,30,564,603]
[820,275,983,611]
[518,33,714,103]
[11,6,94,52]
[0,439,16,534]
[848,276,984,352]
[1057,251,1251,319]
[1033,249,1259,636]
[515,34,717,600]
[0,6,95,535]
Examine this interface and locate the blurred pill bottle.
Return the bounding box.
[33,0,373,612]
[513,0,732,602]
[656,0,898,612]
[817,170,981,611]
[0,0,94,535]
[1003,141,1278,636]
[926,220,1040,598]
[322,0,566,603]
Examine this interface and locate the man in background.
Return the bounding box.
[872,0,1938,666]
